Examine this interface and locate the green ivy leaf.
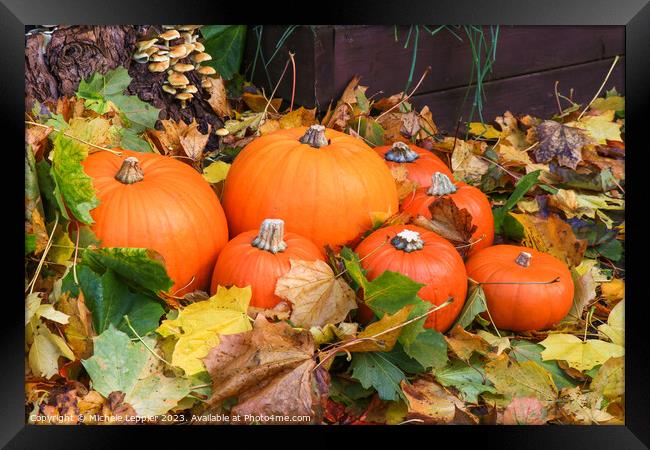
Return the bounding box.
[201,25,247,80]
[350,352,406,401]
[81,247,174,294]
[50,134,99,224]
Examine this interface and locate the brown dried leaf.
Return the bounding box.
[346,305,413,353]
[242,92,282,114]
[390,165,419,201]
[510,212,587,267]
[204,76,233,117]
[533,120,592,169]
[275,259,358,328]
[376,111,409,144]
[413,196,476,248]
[417,105,438,141]
[401,378,479,425]
[373,92,404,111]
[147,119,183,155]
[445,325,492,362]
[400,110,421,138]
[179,120,210,160]
[55,292,95,360]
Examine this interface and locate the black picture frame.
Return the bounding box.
[5,0,648,447]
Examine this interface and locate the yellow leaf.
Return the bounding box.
[598,299,624,346]
[601,279,624,302]
[202,161,231,184]
[347,305,413,353]
[590,96,624,113]
[445,325,492,362]
[259,118,280,135]
[310,322,358,346]
[549,189,624,222]
[275,259,358,328]
[28,320,75,379]
[590,356,624,401]
[468,122,504,139]
[156,286,252,375]
[485,355,558,403]
[279,107,317,129]
[449,138,489,184]
[570,111,622,144]
[242,92,282,113]
[539,333,624,371]
[476,330,510,355]
[495,143,531,166]
[179,121,211,160]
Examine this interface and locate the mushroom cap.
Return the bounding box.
[159,29,181,40]
[168,72,190,86]
[162,85,177,94]
[197,66,217,76]
[136,38,158,51]
[173,63,195,73]
[183,43,196,54]
[175,92,193,101]
[181,32,194,44]
[177,25,201,31]
[183,85,198,94]
[192,52,212,63]
[193,42,205,52]
[201,79,212,88]
[148,60,170,72]
[168,45,188,58]
[133,52,151,63]
[150,53,170,62]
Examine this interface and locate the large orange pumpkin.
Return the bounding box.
[222,125,399,251]
[402,172,494,254]
[82,149,229,295]
[210,218,323,309]
[465,245,574,331]
[375,142,453,188]
[354,224,468,332]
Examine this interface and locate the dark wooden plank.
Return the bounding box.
[408,57,625,133]
[331,25,624,106]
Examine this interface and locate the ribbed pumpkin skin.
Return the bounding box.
[374,144,453,188]
[83,149,229,295]
[354,225,468,332]
[210,230,324,308]
[465,245,574,331]
[402,181,494,254]
[222,127,399,250]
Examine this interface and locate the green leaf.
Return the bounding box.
[453,285,487,329]
[110,95,160,133]
[124,374,191,417]
[595,238,623,262]
[401,328,448,369]
[510,339,577,389]
[356,89,370,114]
[329,376,375,408]
[36,160,61,222]
[339,247,368,290]
[77,267,164,336]
[493,170,540,233]
[383,342,427,374]
[201,25,247,80]
[25,234,36,255]
[120,128,153,153]
[350,352,406,401]
[50,134,99,224]
[81,247,173,294]
[81,325,152,398]
[77,67,132,100]
[354,117,385,147]
[433,357,497,403]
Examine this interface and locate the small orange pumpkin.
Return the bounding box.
[82,150,229,295]
[374,142,453,188]
[402,172,494,254]
[222,125,399,251]
[210,219,324,309]
[354,224,468,332]
[465,245,574,331]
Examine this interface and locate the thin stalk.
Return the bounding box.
[26,212,59,294]
[577,55,620,121]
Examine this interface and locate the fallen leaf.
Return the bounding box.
[279,107,317,129]
[275,259,358,328]
[179,120,211,160]
[468,122,504,140]
[432,358,497,403]
[28,320,75,379]
[55,293,95,359]
[347,306,413,353]
[570,111,622,144]
[156,285,252,375]
[390,165,419,201]
[500,397,548,425]
[600,278,624,303]
[412,196,477,249]
[590,356,624,401]
[204,76,233,117]
[449,138,489,184]
[590,95,625,113]
[533,120,591,169]
[567,259,603,321]
[202,160,231,184]
[259,118,280,135]
[445,325,492,362]
[400,110,420,138]
[539,333,624,371]
[242,92,282,114]
[485,355,558,404]
[476,330,510,355]
[598,299,624,345]
[549,189,624,222]
[400,378,479,424]
[510,212,587,267]
[495,143,532,166]
[558,386,616,424]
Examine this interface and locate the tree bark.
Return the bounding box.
[25,25,223,148]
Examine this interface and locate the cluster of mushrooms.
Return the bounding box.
[133,25,216,107]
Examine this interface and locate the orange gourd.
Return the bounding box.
[354,224,468,332]
[402,172,494,254]
[211,219,324,309]
[465,245,574,331]
[222,125,399,250]
[374,142,453,188]
[82,150,229,295]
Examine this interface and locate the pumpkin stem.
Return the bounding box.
[427,172,457,196]
[115,156,144,184]
[299,124,329,148]
[515,251,532,267]
[384,142,419,163]
[391,229,424,253]
[251,219,288,254]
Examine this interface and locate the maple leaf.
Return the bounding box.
[501,397,548,425]
[558,386,617,424]
[156,286,252,375]
[203,315,327,424]
[412,196,476,252]
[445,325,492,362]
[533,120,591,169]
[390,165,419,201]
[279,106,318,129]
[275,259,358,329]
[590,356,624,402]
[539,334,624,371]
[179,120,211,160]
[203,76,233,117]
[400,378,479,424]
[597,299,624,345]
[569,110,622,144]
[485,355,558,405]
[346,305,413,353]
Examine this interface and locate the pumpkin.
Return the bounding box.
[402,172,494,254]
[82,150,229,295]
[222,125,399,250]
[375,142,453,188]
[354,224,468,332]
[465,245,574,331]
[210,218,324,309]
